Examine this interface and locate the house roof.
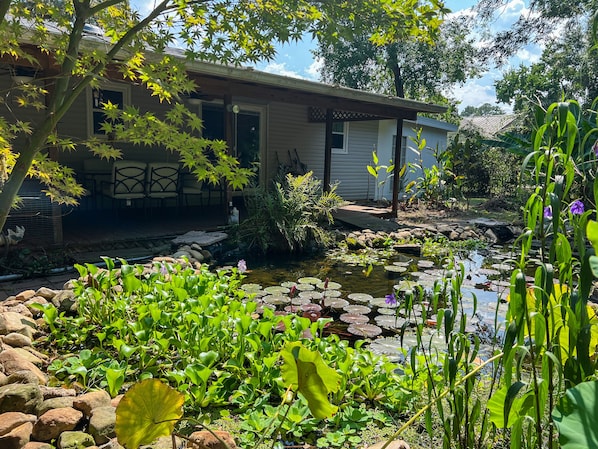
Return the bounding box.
[459,114,518,137]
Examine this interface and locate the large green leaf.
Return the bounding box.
[280,342,341,419]
[115,379,184,449]
[553,381,598,449]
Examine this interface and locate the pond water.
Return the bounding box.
[236,245,514,360]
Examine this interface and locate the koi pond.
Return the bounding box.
[234,245,516,361]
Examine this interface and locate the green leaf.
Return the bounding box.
[587,221,598,255]
[115,379,184,449]
[280,342,341,419]
[553,381,598,449]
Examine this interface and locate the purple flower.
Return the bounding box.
[237,259,247,273]
[593,140,598,156]
[385,293,397,306]
[570,200,585,215]
[160,263,168,276]
[543,206,552,219]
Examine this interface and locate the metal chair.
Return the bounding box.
[101,161,147,209]
[180,173,204,206]
[146,162,181,210]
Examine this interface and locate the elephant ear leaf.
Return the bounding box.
[552,381,598,449]
[281,342,341,419]
[115,379,185,449]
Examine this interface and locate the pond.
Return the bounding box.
[234,245,514,361]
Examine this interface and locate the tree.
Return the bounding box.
[461,103,505,117]
[0,0,446,233]
[474,0,597,64]
[495,21,598,113]
[314,13,482,121]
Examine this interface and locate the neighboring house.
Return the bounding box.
[2,43,448,244]
[371,117,458,202]
[459,114,519,138]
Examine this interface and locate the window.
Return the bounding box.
[88,83,130,137]
[332,121,348,154]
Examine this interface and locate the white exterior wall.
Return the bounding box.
[376,118,456,200]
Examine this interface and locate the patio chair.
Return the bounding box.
[146,162,181,210]
[180,174,204,206]
[101,160,147,209]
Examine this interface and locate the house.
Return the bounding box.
[374,117,458,202]
[459,114,519,138]
[2,44,449,245]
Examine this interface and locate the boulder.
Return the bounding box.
[0,350,47,385]
[2,333,33,348]
[0,421,33,449]
[32,407,83,442]
[73,391,111,417]
[0,312,37,339]
[37,397,76,416]
[88,406,116,444]
[51,291,77,314]
[187,430,237,449]
[56,430,95,449]
[0,412,37,435]
[0,384,43,414]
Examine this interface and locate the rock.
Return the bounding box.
[187,430,237,449]
[15,291,36,302]
[0,383,43,414]
[6,371,41,386]
[0,421,33,449]
[393,244,421,257]
[37,397,76,416]
[23,442,54,449]
[110,395,123,408]
[73,391,111,417]
[56,430,95,449]
[11,348,45,366]
[0,350,47,385]
[0,312,37,339]
[39,386,77,400]
[141,435,184,449]
[4,304,33,319]
[23,298,49,318]
[32,407,83,442]
[0,412,37,435]
[34,288,57,300]
[88,406,115,444]
[2,333,32,348]
[51,291,77,314]
[365,440,410,449]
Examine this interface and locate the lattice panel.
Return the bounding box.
[5,192,55,245]
[308,107,382,122]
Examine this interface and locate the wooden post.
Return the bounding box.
[391,117,405,215]
[323,109,333,192]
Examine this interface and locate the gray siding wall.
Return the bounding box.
[268,102,379,200]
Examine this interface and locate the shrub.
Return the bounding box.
[237,171,345,254]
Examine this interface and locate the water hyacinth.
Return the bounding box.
[543,206,552,219]
[237,259,247,273]
[570,200,584,215]
[385,293,397,306]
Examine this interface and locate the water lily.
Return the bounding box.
[570,200,584,215]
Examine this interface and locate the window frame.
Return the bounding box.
[87,82,131,138]
[331,121,349,154]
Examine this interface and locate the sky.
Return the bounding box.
[251,0,540,113]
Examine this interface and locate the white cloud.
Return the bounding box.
[259,62,305,79]
[304,57,323,81]
[450,79,512,112]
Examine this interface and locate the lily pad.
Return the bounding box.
[323,298,349,309]
[284,305,303,313]
[323,290,342,298]
[241,283,263,293]
[384,265,408,276]
[344,305,371,315]
[290,297,312,306]
[298,276,322,285]
[347,293,374,303]
[347,323,382,338]
[376,307,398,315]
[299,291,323,301]
[262,295,291,306]
[281,281,298,289]
[417,260,435,268]
[296,283,315,291]
[374,315,411,329]
[339,313,369,324]
[301,303,322,313]
[369,297,394,308]
[264,285,290,295]
[317,281,342,290]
